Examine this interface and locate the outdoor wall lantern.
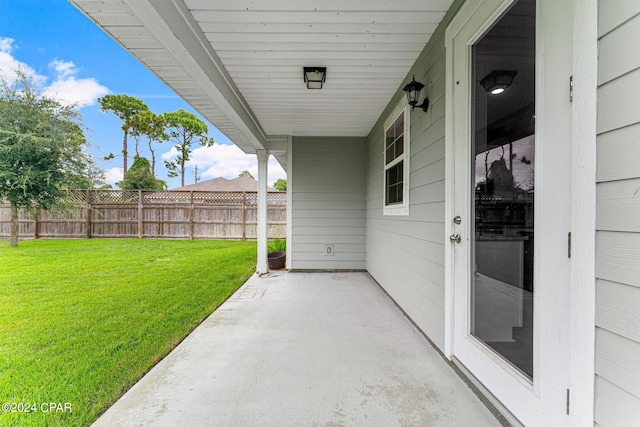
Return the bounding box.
[402,76,430,112]
[303,67,326,89]
[480,70,517,95]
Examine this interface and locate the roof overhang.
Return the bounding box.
[71,0,454,169]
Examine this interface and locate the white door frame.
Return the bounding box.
[443,0,595,424]
[568,0,597,424]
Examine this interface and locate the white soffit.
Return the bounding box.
[71,0,453,148]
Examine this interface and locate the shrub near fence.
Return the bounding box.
[0,190,286,240]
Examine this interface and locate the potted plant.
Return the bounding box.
[267,238,286,270]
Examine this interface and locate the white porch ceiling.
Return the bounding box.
[71,0,453,158]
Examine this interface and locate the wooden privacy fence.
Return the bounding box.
[0,190,287,240]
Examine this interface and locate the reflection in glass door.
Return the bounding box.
[470,0,536,378]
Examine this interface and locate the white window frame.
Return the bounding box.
[383,101,410,216]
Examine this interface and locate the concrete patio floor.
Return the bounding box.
[93,272,500,426]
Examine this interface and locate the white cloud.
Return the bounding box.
[161,143,286,185]
[104,167,123,185]
[0,37,44,86]
[44,59,109,108]
[161,146,179,161]
[192,144,255,177]
[265,157,286,185]
[0,37,14,53]
[0,38,109,109]
[44,74,109,108]
[49,59,76,78]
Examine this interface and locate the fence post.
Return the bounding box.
[242,191,247,241]
[189,191,194,240]
[85,190,91,239]
[138,190,143,239]
[33,209,39,239]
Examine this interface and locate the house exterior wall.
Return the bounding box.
[290,136,366,270]
[595,2,640,424]
[364,2,463,352]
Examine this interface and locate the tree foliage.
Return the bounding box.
[0,69,104,247]
[273,178,287,192]
[238,170,254,179]
[57,121,105,190]
[162,109,213,187]
[118,156,167,190]
[127,110,167,175]
[98,94,149,175]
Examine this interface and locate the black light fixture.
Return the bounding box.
[402,75,429,112]
[303,67,326,89]
[480,70,517,95]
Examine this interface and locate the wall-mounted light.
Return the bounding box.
[480,70,517,95]
[402,76,429,112]
[303,67,326,89]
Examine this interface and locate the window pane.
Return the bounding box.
[395,135,404,158]
[386,145,394,165]
[386,130,395,149]
[385,161,403,205]
[394,114,404,139]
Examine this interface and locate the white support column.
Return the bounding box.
[256,149,269,274]
[285,136,293,269]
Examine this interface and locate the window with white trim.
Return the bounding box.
[383,103,410,215]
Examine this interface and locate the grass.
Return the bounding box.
[0,238,256,426]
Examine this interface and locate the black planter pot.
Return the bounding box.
[267,251,286,270]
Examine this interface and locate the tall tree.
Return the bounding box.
[163,109,213,186]
[0,69,103,247]
[118,156,167,190]
[127,110,167,175]
[97,94,149,175]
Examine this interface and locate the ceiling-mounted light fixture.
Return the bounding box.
[303,67,326,89]
[480,70,517,95]
[402,75,429,112]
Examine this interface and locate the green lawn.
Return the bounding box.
[0,239,256,426]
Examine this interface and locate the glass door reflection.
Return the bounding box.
[470,0,536,379]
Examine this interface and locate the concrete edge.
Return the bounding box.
[365,272,514,427]
[288,269,368,273]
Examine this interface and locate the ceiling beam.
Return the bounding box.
[265,136,289,171]
[122,0,268,153]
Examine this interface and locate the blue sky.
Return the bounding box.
[0,0,286,188]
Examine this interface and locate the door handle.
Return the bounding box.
[449,234,461,244]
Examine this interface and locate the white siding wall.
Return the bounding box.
[595,2,640,425]
[290,137,366,270]
[364,3,461,351]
